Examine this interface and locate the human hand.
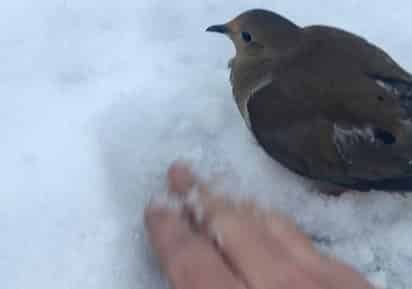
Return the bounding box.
[145,161,375,289]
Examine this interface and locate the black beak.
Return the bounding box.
[206,24,228,34]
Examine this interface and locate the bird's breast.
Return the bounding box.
[231,71,273,129]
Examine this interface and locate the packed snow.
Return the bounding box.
[1,1,412,288]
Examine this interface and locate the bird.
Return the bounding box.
[206,9,412,193]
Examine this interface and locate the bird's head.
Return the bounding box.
[206,9,301,61]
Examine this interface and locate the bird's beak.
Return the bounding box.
[206,24,228,34]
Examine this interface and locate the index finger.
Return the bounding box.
[144,163,245,289]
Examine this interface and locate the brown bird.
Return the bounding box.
[206,9,412,192]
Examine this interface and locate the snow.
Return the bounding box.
[1,1,412,288]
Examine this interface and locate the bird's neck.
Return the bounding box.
[231,56,272,90]
[230,56,274,128]
[230,43,302,114]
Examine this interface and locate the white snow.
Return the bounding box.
[1,1,412,289]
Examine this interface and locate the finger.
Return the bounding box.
[262,211,375,288]
[167,161,196,194]
[166,161,226,226]
[263,211,322,266]
[316,255,375,289]
[208,210,322,289]
[181,188,320,289]
[166,161,226,206]
[145,204,245,289]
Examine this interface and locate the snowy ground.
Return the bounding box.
[2,1,412,288]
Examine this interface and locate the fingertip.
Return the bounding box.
[144,194,183,229]
[144,204,167,232]
[144,202,190,256]
[168,160,196,194]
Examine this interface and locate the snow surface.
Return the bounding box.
[2,1,412,288]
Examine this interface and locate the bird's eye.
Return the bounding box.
[241,31,252,43]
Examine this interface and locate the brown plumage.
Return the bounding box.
[206,9,412,192]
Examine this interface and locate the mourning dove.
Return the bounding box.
[207,9,412,192]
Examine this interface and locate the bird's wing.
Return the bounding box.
[303,25,412,79]
[246,63,412,191]
[303,25,412,117]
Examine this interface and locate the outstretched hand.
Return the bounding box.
[145,161,374,289]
